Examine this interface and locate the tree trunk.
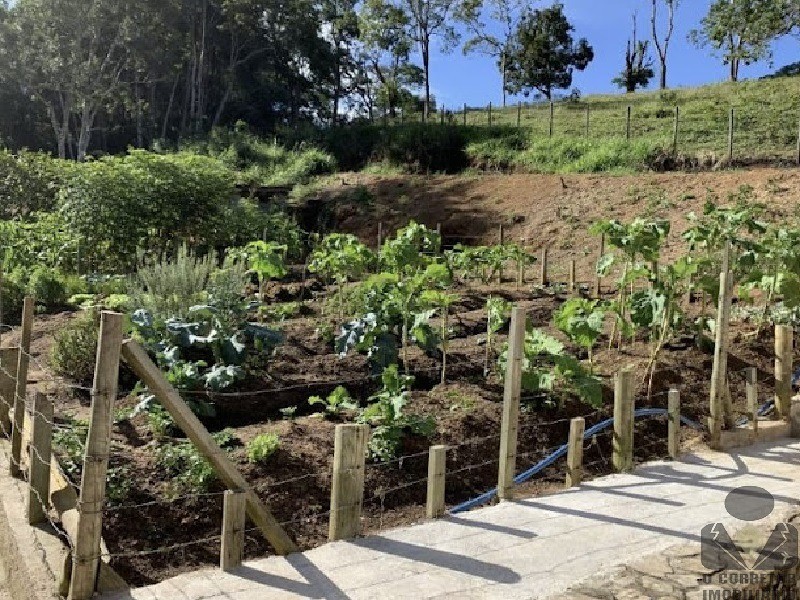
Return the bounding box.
[501,53,507,107]
[659,60,667,89]
[212,82,232,129]
[76,103,96,162]
[731,58,739,82]
[162,75,180,140]
[422,37,430,122]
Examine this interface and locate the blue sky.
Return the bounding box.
[429,0,800,108]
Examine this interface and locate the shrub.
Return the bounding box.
[59,150,235,271]
[0,150,76,218]
[0,273,25,326]
[246,433,281,464]
[49,309,98,385]
[27,266,67,307]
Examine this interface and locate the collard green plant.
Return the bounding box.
[308,386,359,418]
[485,295,511,375]
[246,433,281,464]
[244,240,288,306]
[553,298,606,370]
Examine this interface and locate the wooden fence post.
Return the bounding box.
[488,102,492,126]
[565,417,585,488]
[796,114,800,166]
[329,423,369,541]
[668,388,680,460]
[11,295,34,478]
[27,391,53,525]
[498,224,505,283]
[0,347,19,438]
[69,312,124,600]
[746,367,758,437]
[463,103,467,126]
[775,324,793,420]
[540,248,548,287]
[585,106,590,137]
[426,445,446,518]
[613,368,634,472]
[709,263,732,447]
[549,102,554,137]
[595,233,605,298]
[377,222,383,253]
[498,306,525,500]
[626,105,632,140]
[221,490,246,572]
[728,108,735,163]
[569,260,577,294]
[517,101,522,127]
[673,106,680,155]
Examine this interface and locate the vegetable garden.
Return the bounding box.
[1,172,798,587]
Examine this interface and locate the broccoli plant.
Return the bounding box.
[499,328,602,408]
[381,221,441,276]
[244,240,288,309]
[553,298,606,371]
[421,290,459,384]
[357,365,435,462]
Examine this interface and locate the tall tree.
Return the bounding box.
[614,13,654,93]
[689,0,786,82]
[461,0,525,107]
[322,0,361,124]
[650,0,678,90]
[505,2,593,101]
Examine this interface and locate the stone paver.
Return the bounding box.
[103,439,800,600]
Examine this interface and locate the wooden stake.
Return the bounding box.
[668,388,680,460]
[775,324,793,420]
[565,417,585,488]
[569,260,577,294]
[463,103,467,126]
[10,296,34,479]
[426,445,447,518]
[498,306,525,500]
[626,105,632,140]
[516,101,521,127]
[70,312,124,600]
[585,106,590,137]
[796,114,800,166]
[498,224,505,283]
[0,347,19,438]
[221,490,246,572]
[549,102,554,137]
[673,106,680,155]
[27,391,53,525]
[595,233,605,298]
[728,108,735,163]
[377,222,383,252]
[329,423,369,541]
[540,248,548,287]
[613,368,634,472]
[709,252,732,447]
[488,102,492,126]
[746,367,758,437]
[121,340,298,555]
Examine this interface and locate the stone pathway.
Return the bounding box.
[104,439,800,600]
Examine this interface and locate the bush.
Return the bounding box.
[212,202,303,259]
[0,273,25,326]
[0,150,76,219]
[59,150,235,272]
[27,266,67,307]
[49,309,98,385]
[246,433,280,464]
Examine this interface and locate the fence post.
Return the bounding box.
[517,101,521,127]
[27,391,53,525]
[426,445,447,518]
[746,367,758,437]
[613,368,634,472]
[565,417,585,488]
[517,238,527,287]
[0,347,19,438]
[569,260,577,294]
[775,324,793,420]
[498,224,505,283]
[540,248,548,287]
[728,108,735,163]
[498,306,525,500]
[626,105,632,140]
[668,388,680,460]
[595,233,605,298]
[488,102,492,126]
[673,106,680,155]
[329,423,369,541]
[10,295,34,479]
[796,114,800,166]
[220,490,246,572]
[69,312,124,600]
[463,103,467,126]
[585,106,590,137]
[709,255,732,447]
[377,221,383,254]
[549,102,554,137]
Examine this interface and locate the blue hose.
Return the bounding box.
[449,408,705,515]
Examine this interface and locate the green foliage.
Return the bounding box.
[554,298,605,364]
[0,150,76,218]
[246,433,281,464]
[155,430,236,493]
[243,241,288,302]
[58,150,235,271]
[49,309,98,385]
[308,234,375,284]
[27,265,67,307]
[499,328,602,407]
[308,386,358,418]
[381,221,442,276]
[358,365,435,462]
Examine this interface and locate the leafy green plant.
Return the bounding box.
[279,405,298,421]
[553,298,606,370]
[421,290,459,384]
[308,386,358,418]
[309,233,375,322]
[155,430,235,493]
[246,433,281,464]
[49,309,98,385]
[485,296,511,375]
[244,240,288,307]
[358,365,435,462]
[499,328,602,407]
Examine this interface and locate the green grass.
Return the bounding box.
[410,75,800,162]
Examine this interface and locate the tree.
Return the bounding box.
[505,2,593,101]
[650,0,678,89]
[321,0,361,124]
[689,0,786,82]
[613,13,654,93]
[461,0,525,107]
